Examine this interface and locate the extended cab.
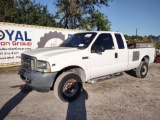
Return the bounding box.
[19,31,155,102]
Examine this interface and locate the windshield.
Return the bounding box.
[60,32,97,48]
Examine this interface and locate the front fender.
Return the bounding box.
[49,60,90,82]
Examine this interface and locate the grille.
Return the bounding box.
[21,54,35,70]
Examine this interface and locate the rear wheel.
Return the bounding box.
[135,61,148,78]
[54,72,82,102]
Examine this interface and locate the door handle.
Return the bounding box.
[115,53,118,58]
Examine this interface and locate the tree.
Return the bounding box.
[124,35,130,40]
[147,35,153,41]
[0,0,17,22]
[153,40,160,49]
[15,0,57,27]
[82,10,111,31]
[138,36,143,41]
[0,0,57,27]
[54,0,112,29]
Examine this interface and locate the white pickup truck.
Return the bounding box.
[19,31,155,102]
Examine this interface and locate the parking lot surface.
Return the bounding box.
[0,63,160,120]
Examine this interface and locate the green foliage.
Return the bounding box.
[153,40,160,49]
[54,0,112,30]
[0,0,57,27]
[124,34,160,49]
[82,10,111,31]
[0,0,111,29]
[124,34,154,42]
[0,0,17,22]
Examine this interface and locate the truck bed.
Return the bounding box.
[127,47,155,70]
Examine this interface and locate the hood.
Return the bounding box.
[23,47,81,60]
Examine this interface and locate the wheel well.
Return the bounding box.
[142,56,149,64]
[51,66,86,90]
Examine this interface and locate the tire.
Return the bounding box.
[135,61,148,78]
[54,72,82,102]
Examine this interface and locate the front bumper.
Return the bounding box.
[19,66,57,92]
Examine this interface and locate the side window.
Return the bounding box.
[115,34,125,49]
[93,33,114,50]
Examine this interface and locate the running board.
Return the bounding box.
[88,72,124,84]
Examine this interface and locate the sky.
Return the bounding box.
[34,0,160,36]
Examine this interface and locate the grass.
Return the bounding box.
[0,66,19,74]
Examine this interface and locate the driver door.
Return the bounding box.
[90,33,118,79]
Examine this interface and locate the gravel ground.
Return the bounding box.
[0,63,160,120]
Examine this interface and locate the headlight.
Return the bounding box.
[35,60,51,72]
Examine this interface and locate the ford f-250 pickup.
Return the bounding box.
[19,31,155,102]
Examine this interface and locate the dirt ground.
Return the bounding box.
[0,63,160,120]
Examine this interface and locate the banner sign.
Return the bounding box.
[0,22,82,63]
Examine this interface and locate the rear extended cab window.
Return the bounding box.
[115,34,125,49]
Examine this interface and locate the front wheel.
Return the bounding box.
[135,61,148,78]
[54,72,82,102]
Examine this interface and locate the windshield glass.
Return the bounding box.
[60,32,97,48]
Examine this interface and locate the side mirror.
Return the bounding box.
[92,45,105,53]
